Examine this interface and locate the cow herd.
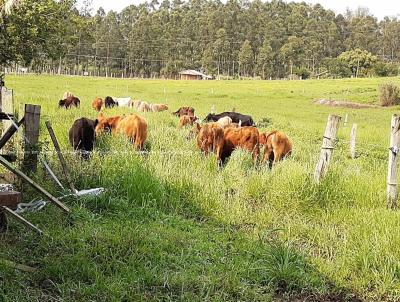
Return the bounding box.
[64,92,292,168]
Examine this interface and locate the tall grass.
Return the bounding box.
[1,75,400,301]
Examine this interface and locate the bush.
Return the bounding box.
[373,62,399,77]
[379,83,400,106]
[294,67,311,79]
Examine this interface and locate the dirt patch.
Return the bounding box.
[314,99,379,109]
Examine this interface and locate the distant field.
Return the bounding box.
[1,75,400,301]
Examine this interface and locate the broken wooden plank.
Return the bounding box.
[0,155,70,213]
[0,259,38,273]
[0,116,24,150]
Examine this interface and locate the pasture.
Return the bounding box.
[1,75,400,301]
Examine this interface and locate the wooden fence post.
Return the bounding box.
[314,114,341,183]
[387,114,400,209]
[0,87,15,155]
[22,104,41,173]
[350,123,357,159]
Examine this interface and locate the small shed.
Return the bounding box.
[179,70,212,80]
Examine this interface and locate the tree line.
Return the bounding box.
[2,0,400,79]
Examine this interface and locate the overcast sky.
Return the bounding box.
[79,0,400,20]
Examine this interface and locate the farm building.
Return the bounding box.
[179,70,212,80]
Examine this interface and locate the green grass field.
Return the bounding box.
[1,75,400,301]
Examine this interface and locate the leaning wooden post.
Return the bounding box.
[22,104,41,173]
[387,114,400,209]
[350,123,357,159]
[45,121,76,193]
[314,114,341,183]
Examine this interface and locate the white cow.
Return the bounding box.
[217,116,233,128]
[113,97,132,107]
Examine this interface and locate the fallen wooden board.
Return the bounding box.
[0,259,37,273]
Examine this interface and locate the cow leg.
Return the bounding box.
[263,148,273,168]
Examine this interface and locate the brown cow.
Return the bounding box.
[179,115,197,128]
[173,107,195,117]
[150,103,168,112]
[221,126,260,163]
[92,97,103,112]
[259,131,292,168]
[59,96,80,109]
[95,113,148,150]
[196,123,224,162]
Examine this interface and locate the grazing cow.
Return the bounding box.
[95,113,147,150]
[150,103,168,112]
[137,101,151,112]
[95,113,124,135]
[113,97,132,107]
[205,112,255,127]
[59,96,80,109]
[105,96,117,108]
[217,116,232,128]
[92,97,103,112]
[221,126,260,163]
[259,131,292,168]
[131,100,143,110]
[69,118,98,160]
[173,107,195,117]
[179,115,197,128]
[196,123,225,162]
[116,114,148,150]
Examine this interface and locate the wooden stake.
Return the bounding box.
[314,114,341,183]
[2,206,43,235]
[387,114,400,209]
[45,121,76,194]
[0,156,70,213]
[350,123,357,159]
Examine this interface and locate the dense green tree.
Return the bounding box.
[2,0,400,79]
[238,40,253,77]
[339,49,378,77]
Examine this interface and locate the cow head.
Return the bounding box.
[58,99,66,108]
[204,113,216,122]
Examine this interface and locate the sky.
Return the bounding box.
[79,0,400,20]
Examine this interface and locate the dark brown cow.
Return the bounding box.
[69,118,98,159]
[173,106,195,117]
[59,96,80,109]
